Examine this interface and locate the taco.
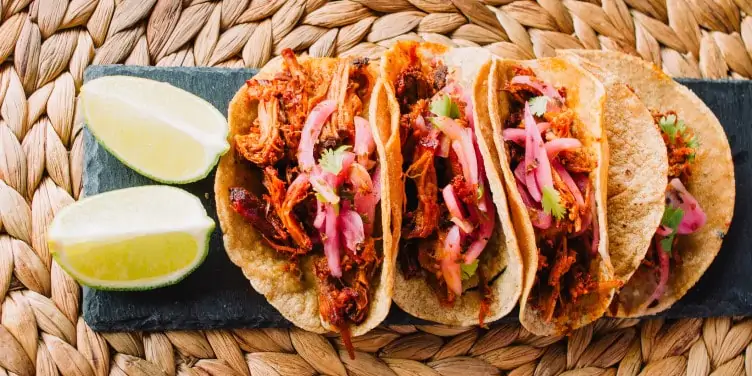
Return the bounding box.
[558,50,735,317]
[378,41,523,326]
[485,57,619,335]
[215,49,396,356]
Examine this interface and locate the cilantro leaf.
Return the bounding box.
[430,94,461,119]
[659,205,685,255]
[529,96,549,117]
[541,185,566,220]
[659,115,679,143]
[686,136,699,162]
[319,145,352,174]
[461,260,479,281]
[659,114,699,162]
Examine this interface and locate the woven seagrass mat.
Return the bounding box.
[0,0,750,375]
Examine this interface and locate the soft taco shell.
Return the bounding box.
[485,57,613,335]
[555,52,668,289]
[380,41,523,325]
[558,50,735,316]
[215,55,396,335]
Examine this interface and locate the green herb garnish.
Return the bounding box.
[659,205,685,255]
[319,145,352,174]
[430,94,461,119]
[541,185,565,220]
[461,260,479,281]
[659,114,682,143]
[529,96,549,117]
[659,114,698,162]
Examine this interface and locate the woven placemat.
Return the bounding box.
[0,0,749,375]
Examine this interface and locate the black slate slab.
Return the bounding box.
[82,66,748,332]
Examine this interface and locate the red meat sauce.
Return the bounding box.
[394,50,493,325]
[228,49,378,358]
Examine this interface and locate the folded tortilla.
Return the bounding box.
[558,50,735,317]
[215,53,396,337]
[379,41,523,326]
[484,57,615,335]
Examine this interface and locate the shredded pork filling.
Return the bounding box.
[229,49,381,357]
[502,67,615,324]
[395,55,494,324]
[615,110,705,312]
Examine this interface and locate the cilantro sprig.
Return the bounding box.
[659,205,685,255]
[461,260,479,281]
[430,94,461,119]
[659,114,698,161]
[319,145,352,174]
[529,96,549,117]
[542,185,566,220]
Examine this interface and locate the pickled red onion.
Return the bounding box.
[464,193,496,264]
[298,100,337,171]
[551,159,584,207]
[545,138,582,158]
[516,180,551,229]
[503,128,526,145]
[314,200,326,229]
[354,116,374,164]
[514,162,526,184]
[349,163,379,235]
[524,103,555,196]
[472,132,488,212]
[668,179,707,234]
[524,105,543,201]
[323,204,342,277]
[441,226,463,296]
[339,209,365,254]
[443,185,473,234]
[510,76,563,102]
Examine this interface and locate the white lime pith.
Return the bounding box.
[48,185,214,290]
[79,75,230,184]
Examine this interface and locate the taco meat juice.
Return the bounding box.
[228,49,382,356]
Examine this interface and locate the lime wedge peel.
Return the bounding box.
[79,76,230,184]
[48,186,214,291]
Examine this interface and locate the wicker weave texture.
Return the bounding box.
[0,0,750,375]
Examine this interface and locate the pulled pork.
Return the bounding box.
[229,49,380,356]
[403,136,440,239]
[502,67,617,327]
[394,52,494,321]
[620,110,700,310]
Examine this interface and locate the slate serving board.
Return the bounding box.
[82,65,748,332]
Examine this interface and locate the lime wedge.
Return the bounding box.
[79,76,230,184]
[48,186,214,290]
